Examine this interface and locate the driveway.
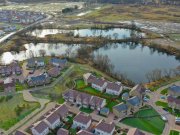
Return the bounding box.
[147,81,180,135]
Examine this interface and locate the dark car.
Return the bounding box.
[163,108,168,112]
[76,104,80,108]
[123,128,129,132]
[114,116,118,120]
[117,130,121,133]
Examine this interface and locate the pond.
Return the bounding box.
[94,42,180,84]
[30,28,146,39]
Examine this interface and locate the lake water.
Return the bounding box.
[0,42,179,84]
[30,28,146,39]
[94,42,180,84]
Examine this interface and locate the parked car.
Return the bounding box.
[123,128,129,132]
[97,111,100,115]
[117,129,121,133]
[91,129,95,133]
[163,108,168,112]
[29,71,33,74]
[145,89,151,93]
[114,116,118,120]
[161,96,166,99]
[143,97,149,102]
[161,116,168,122]
[76,104,80,108]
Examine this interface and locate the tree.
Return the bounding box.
[39,49,46,57]
[113,33,119,40]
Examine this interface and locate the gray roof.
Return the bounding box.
[73,112,92,125]
[33,121,49,134]
[28,74,48,82]
[51,57,68,64]
[126,96,141,106]
[92,77,107,87]
[100,107,110,114]
[46,112,60,124]
[168,84,180,93]
[122,93,129,98]
[113,103,129,112]
[15,130,30,135]
[57,128,69,135]
[37,58,44,63]
[28,59,35,64]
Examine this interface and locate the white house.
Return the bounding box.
[31,121,49,135]
[91,78,107,92]
[90,96,106,111]
[106,82,123,95]
[73,112,92,130]
[95,119,115,135]
[44,112,60,129]
[37,58,44,67]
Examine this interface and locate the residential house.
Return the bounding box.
[167,84,180,97]
[48,67,60,77]
[9,60,19,67]
[126,96,142,113]
[89,96,106,110]
[4,77,15,93]
[62,89,92,108]
[55,104,69,120]
[106,82,123,95]
[1,66,11,76]
[31,121,49,135]
[49,57,68,68]
[129,84,145,99]
[168,97,180,110]
[57,128,69,135]
[122,93,129,101]
[27,59,35,67]
[44,112,60,129]
[27,73,50,87]
[100,107,110,116]
[0,30,4,36]
[37,58,44,67]
[73,111,92,130]
[77,130,95,135]
[83,73,96,85]
[11,65,21,75]
[113,103,131,119]
[9,25,16,30]
[14,130,30,135]
[91,77,107,92]
[127,128,145,135]
[95,119,115,135]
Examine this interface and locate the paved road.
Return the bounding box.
[0,14,52,43]
[147,81,180,135]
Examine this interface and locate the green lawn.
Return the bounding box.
[106,101,118,111]
[67,114,76,123]
[80,107,94,114]
[161,88,168,95]
[61,67,68,73]
[169,130,179,135]
[70,104,74,106]
[58,98,65,104]
[19,62,23,66]
[0,94,39,130]
[101,92,114,98]
[62,124,69,129]
[69,128,77,134]
[146,95,150,99]
[82,87,101,95]
[44,59,48,64]
[75,79,86,88]
[122,106,165,134]
[15,82,25,91]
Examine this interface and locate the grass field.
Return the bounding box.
[15,82,25,91]
[57,98,65,104]
[75,79,86,88]
[169,130,179,135]
[122,106,165,134]
[82,86,101,95]
[0,94,39,130]
[106,100,118,111]
[80,107,94,114]
[161,88,168,95]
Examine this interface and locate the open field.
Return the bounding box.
[122,106,165,134]
[0,94,39,130]
[169,130,180,135]
[0,2,84,14]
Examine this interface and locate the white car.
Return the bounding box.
[161,116,168,122]
[145,90,151,93]
[143,97,149,102]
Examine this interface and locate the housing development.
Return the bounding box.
[0,0,179,135]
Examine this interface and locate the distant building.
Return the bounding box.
[130,84,145,99]
[31,121,49,135]
[37,58,44,67]
[91,77,107,92]
[48,67,60,77]
[83,73,96,85]
[49,57,68,68]
[113,103,131,119]
[168,96,180,110]
[27,59,35,67]
[3,77,15,93]
[57,128,69,135]
[126,96,142,113]
[167,84,180,97]
[106,82,123,95]
[44,112,60,129]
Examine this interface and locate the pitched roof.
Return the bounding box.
[73,112,92,125]
[95,119,115,133]
[45,112,60,124]
[106,82,122,92]
[83,73,96,80]
[56,104,69,116]
[126,96,141,106]
[92,77,107,87]
[37,58,44,63]
[122,93,129,98]
[28,74,49,82]
[48,67,60,74]
[11,65,21,70]
[14,130,30,135]
[3,77,15,88]
[100,107,110,114]
[113,103,129,112]
[28,59,35,64]
[57,128,69,135]
[127,128,145,135]
[32,121,49,134]
[77,130,95,135]
[131,84,145,95]
[168,84,180,93]
[89,96,105,107]
[168,97,180,105]
[51,57,68,64]
[1,66,11,71]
